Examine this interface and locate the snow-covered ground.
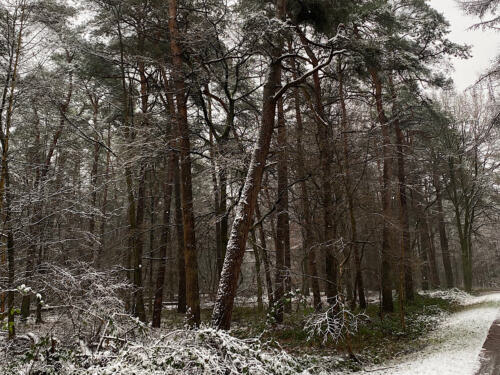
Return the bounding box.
[359,292,500,375]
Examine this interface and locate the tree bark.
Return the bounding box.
[289,49,322,310]
[211,0,286,330]
[275,96,291,319]
[296,29,338,304]
[255,203,274,308]
[88,97,101,247]
[152,154,175,327]
[338,59,366,309]
[250,229,264,311]
[167,0,200,326]
[369,68,394,313]
[433,169,454,288]
[388,78,414,302]
[174,153,187,313]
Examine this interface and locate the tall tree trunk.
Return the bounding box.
[152,154,175,327]
[275,96,291,319]
[297,30,338,304]
[6,210,14,338]
[289,54,322,310]
[255,203,274,308]
[448,157,472,291]
[250,229,264,311]
[418,183,440,289]
[413,183,439,289]
[1,4,24,332]
[130,58,150,323]
[418,223,430,291]
[369,68,394,313]
[338,59,366,309]
[388,79,414,302]
[97,124,111,269]
[433,169,454,288]
[210,133,222,280]
[174,153,187,313]
[89,98,100,249]
[148,171,157,315]
[168,0,200,326]
[132,163,147,322]
[211,0,286,330]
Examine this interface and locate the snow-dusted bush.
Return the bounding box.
[419,288,473,305]
[304,296,368,344]
[78,326,313,375]
[33,262,143,347]
[0,262,149,374]
[1,325,319,374]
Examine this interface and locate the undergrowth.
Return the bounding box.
[0,289,476,374]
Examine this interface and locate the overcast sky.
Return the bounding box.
[429,0,498,91]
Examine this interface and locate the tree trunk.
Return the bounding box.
[148,175,156,315]
[168,0,200,327]
[433,169,454,288]
[89,98,100,248]
[132,163,147,322]
[211,0,286,330]
[97,124,111,269]
[174,153,187,313]
[152,154,175,327]
[388,79,414,302]
[290,56,322,310]
[338,59,366,309]
[250,229,264,311]
[275,96,291,319]
[369,68,394,313]
[255,203,274,308]
[413,184,438,290]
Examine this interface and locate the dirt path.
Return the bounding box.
[360,294,500,375]
[475,313,500,375]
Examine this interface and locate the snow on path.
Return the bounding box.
[360,293,500,375]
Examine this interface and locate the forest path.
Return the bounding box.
[474,311,500,374]
[359,293,500,375]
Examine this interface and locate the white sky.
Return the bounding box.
[429,0,499,91]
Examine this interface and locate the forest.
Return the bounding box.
[0,0,499,374]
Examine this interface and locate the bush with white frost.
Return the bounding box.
[1,325,318,374]
[419,288,473,305]
[304,296,368,344]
